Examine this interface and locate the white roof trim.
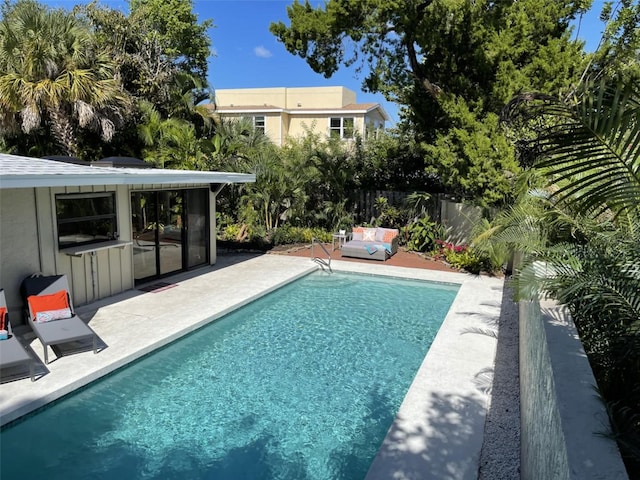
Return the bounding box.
[216,104,390,121]
[215,108,285,114]
[0,154,255,189]
[290,106,390,120]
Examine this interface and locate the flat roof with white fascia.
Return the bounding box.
[0,154,255,189]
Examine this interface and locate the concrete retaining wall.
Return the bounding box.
[519,299,628,479]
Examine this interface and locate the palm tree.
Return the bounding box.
[503,78,640,223]
[487,77,640,473]
[0,0,129,156]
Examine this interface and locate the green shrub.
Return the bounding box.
[435,241,493,274]
[272,225,332,245]
[406,217,445,252]
[221,224,242,241]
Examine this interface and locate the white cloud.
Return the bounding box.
[254,46,273,58]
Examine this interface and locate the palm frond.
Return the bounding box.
[505,79,640,222]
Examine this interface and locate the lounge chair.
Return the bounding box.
[0,289,35,381]
[20,274,98,364]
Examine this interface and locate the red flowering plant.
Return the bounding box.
[434,240,489,274]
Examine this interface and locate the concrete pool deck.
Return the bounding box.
[0,253,504,480]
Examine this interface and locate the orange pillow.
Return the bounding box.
[352,227,364,235]
[27,290,70,317]
[0,307,6,331]
[383,230,397,242]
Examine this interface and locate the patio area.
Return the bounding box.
[0,252,507,479]
[268,242,461,272]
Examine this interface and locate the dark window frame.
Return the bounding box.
[56,192,118,249]
[253,115,266,134]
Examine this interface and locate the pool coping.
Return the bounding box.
[0,254,503,479]
[329,263,503,480]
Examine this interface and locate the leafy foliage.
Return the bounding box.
[271,0,588,205]
[503,78,640,220]
[405,216,445,252]
[271,225,332,245]
[0,0,214,159]
[0,0,130,156]
[586,0,640,81]
[493,75,640,476]
[422,104,519,206]
[433,240,493,274]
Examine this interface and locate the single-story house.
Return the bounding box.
[0,153,255,325]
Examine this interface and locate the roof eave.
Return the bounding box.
[0,173,256,189]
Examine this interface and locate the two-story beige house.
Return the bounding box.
[213,86,389,145]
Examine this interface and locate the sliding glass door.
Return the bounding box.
[186,189,208,268]
[131,189,208,283]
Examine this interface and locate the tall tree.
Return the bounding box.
[79,0,213,117]
[130,0,212,82]
[584,0,640,82]
[271,0,587,128]
[271,0,589,206]
[0,0,129,156]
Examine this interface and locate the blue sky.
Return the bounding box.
[41,0,610,125]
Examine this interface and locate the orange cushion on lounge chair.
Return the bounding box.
[0,307,6,331]
[27,290,70,317]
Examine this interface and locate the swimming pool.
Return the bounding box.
[1,271,458,480]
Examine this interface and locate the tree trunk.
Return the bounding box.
[48,107,80,157]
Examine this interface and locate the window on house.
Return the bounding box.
[56,192,117,249]
[329,117,355,139]
[366,120,382,139]
[253,116,265,134]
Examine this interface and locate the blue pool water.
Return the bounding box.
[1,272,458,480]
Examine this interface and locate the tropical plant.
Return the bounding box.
[434,240,491,274]
[494,76,640,476]
[503,78,640,223]
[0,0,129,156]
[404,191,434,220]
[137,101,207,169]
[271,225,332,245]
[406,216,445,252]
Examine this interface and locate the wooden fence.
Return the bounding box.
[352,190,442,224]
[352,191,484,244]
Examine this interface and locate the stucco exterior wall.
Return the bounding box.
[519,299,628,480]
[0,188,42,320]
[215,86,356,109]
[263,112,284,145]
[287,114,365,140]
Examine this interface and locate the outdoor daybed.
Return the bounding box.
[341,227,399,261]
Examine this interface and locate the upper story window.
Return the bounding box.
[329,117,355,139]
[56,192,117,249]
[366,119,383,139]
[253,115,265,134]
